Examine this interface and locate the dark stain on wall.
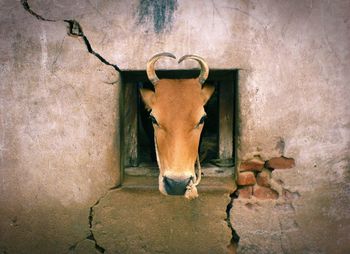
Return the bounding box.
[137,0,178,33]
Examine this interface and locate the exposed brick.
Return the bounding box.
[236,172,256,186]
[256,169,271,187]
[253,185,279,200]
[266,156,295,169]
[238,186,253,199]
[240,157,264,172]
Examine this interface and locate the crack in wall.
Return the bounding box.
[20,1,124,252]
[66,206,105,253]
[86,185,121,252]
[226,191,240,253]
[68,187,118,253]
[87,205,106,253]
[21,0,122,74]
[21,0,56,22]
[64,20,122,73]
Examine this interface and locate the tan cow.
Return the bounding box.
[140,53,215,199]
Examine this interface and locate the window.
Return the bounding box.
[121,70,238,184]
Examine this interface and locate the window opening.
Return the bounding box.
[121,70,237,179]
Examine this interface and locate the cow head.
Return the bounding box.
[140,53,215,199]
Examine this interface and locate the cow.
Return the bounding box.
[140,53,215,199]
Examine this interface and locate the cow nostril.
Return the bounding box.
[163,176,192,195]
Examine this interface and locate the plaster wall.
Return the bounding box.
[0,0,349,253]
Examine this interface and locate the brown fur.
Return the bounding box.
[140,78,214,178]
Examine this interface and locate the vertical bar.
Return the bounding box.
[218,78,234,160]
[123,82,138,167]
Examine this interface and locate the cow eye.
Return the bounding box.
[196,115,207,127]
[149,114,159,126]
[199,115,207,124]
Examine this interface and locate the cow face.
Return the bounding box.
[140,53,214,198]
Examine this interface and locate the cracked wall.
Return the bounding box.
[0,0,349,253]
[1,1,121,253]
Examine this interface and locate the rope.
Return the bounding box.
[184,155,202,200]
[154,135,201,199]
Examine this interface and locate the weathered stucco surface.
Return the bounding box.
[0,1,121,253]
[92,190,232,254]
[0,0,349,253]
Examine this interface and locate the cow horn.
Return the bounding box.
[178,55,209,85]
[146,52,176,85]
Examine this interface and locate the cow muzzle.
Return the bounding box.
[162,176,193,195]
[158,174,194,196]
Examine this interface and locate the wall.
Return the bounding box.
[0,1,121,252]
[0,0,349,253]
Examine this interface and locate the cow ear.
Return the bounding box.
[139,88,155,110]
[201,84,215,105]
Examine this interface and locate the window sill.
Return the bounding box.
[121,174,236,193]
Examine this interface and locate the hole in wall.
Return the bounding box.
[121,70,238,179]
